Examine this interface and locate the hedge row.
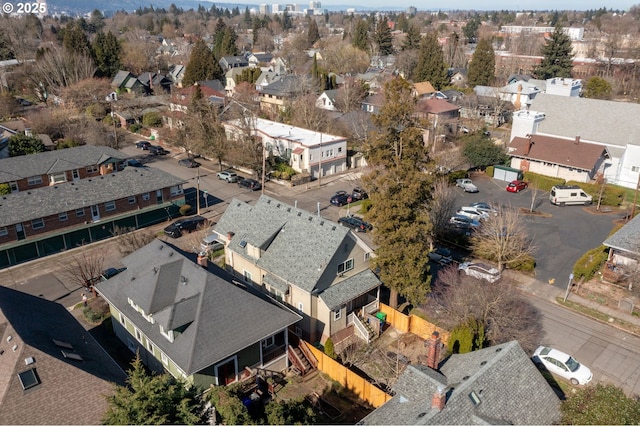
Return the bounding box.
[573,245,608,281]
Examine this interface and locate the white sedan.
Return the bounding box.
[458,262,501,283]
[456,206,490,221]
[532,346,593,385]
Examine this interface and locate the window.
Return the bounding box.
[76,208,85,217]
[632,166,640,172]
[262,336,275,348]
[49,172,67,184]
[159,326,174,342]
[334,308,342,321]
[0,227,7,237]
[104,201,116,211]
[59,212,68,221]
[9,181,18,192]
[119,312,125,324]
[135,328,142,342]
[142,193,150,201]
[146,340,154,353]
[170,185,183,196]
[128,196,136,204]
[27,175,42,186]
[161,352,169,365]
[297,302,304,313]
[337,259,354,274]
[86,165,98,173]
[338,147,343,153]
[31,218,44,230]
[243,270,252,283]
[268,286,284,302]
[364,252,371,261]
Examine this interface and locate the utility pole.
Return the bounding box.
[196,166,201,215]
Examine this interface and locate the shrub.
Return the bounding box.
[179,204,192,216]
[86,103,107,120]
[573,245,608,281]
[142,111,162,127]
[0,183,10,195]
[448,170,468,184]
[448,323,474,354]
[523,171,564,192]
[360,199,372,213]
[129,123,142,133]
[324,337,336,359]
[508,255,536,273]
[486,165,494,177]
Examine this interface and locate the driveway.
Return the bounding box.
[455,174,622,290]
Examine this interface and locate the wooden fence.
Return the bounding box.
[378,303,450,344]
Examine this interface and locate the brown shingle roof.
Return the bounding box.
[413,81,436,95]
[509,135,607,171]
[416,98,460,114]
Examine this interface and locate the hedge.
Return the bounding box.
[573,245,609,281]
[522,171,565,192]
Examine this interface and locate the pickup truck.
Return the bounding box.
[456,178,479,193]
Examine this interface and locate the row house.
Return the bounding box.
[223,117,347,179]
[0,145,125,192]
[0,167,186,268]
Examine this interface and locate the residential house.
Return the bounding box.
[0,286,126,424]
[247,52,274,66]
[512,93,640,188]
[138,72,173,95]
[0,145,126,192]
[168,64,186,88]
[316,89,339,111]
[258,75,303,117]
[454,92,513,127]
[0,166,186,268]
[224,67,246,96]
[545,77,582,97]
[213,196,381,344]
[508,133,608,182]
[223,118,347,179]
[361,336,561,425]
[415,98,460,122]
[111,70,146,94]
[603,212,640,268]
[354,71,389,95]
[165,83,225,130]
[96,239,301,388]
[220,55,249,71]
[448,68,467,87]
[498,80,542,110]
[255,69,282,92]
[412,81,436,98]
[361,93,384,115]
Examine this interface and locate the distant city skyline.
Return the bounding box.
[313,0,635,10]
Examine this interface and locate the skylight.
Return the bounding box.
[18,369,40,390]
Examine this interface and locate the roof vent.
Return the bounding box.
[169,252,174,257]
[180,276,188,285]
[332,226,336,231]
[6,335,12,342]
[153,267,158,274]
[12,344,18,352]
[308,216,313,221]
[320,221,324,226]
[287,207,291,212]
[297,212,302,216]
[462,375,470,381]
[480,361,487,366]
[25,357,35,365]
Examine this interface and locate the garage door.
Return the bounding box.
[493,165,521,182]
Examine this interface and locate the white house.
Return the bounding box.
[545,77,582,97]
[224,118,347,178]
[316,89,338,111]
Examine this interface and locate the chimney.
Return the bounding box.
[227,232,235,242]
[575,135,580,145]
[432,385,446,411]
[426,331,441,369]
[524,134,533,156]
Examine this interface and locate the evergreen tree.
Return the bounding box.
[362,77,433,309]
[213,19,239,58]
[402,25,422,51]
[462,16,481,42]
[396,12,409,33]
[534,24,573,79]
[584,76,612,99]
[183,39,222,86]
[63,21,92,58]
[412,33,448,89]
[102,356,208,425]
[373,16,393,56]
[92,31,121,78]
[8,134,45,157]
[467,38,495,86]
[307,19,320,47]
[352,19,369,52]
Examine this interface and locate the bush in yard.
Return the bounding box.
[360,199,372,213]
[447,170,468,184]
[508,254,536,273]
[179,204,192,216]
[142,111,162,127]
[561,383,640,424]
[448,323,474,354]
[208,384,250,425]
[324,337,336,359]
[573,245,608,281]
[0,183,10,195]
[486,165,494,177]
[129,123,142,133]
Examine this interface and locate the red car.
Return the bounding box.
[506,180,528,193]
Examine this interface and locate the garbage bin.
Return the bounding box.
[375,311,387,322]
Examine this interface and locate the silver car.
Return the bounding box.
[458,262,501,283]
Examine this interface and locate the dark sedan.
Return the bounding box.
[178,158,201,168]
[352,187,368,201]
[163,215,207,238]
[135,141,151,150]
[330,193,351,206]
[148,145,169,155]
[338,216,373,232]
[238,178,262,191]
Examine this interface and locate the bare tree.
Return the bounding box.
[334,77,367,113]
[470,206,536,271]
[112,226,156,257]
[29,48,96,94]
[60,247,106,297]
[427,177,458,244]
[424,267,544,354]
[322,41,370,75]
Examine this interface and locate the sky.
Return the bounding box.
[316,1,635,10]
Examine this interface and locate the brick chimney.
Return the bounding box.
[524,134,534,156]
[227,232,235,242]
[432,385,446,411]
[575,135,580,145]
[426,331,441,369]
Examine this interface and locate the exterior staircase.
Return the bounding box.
[287,341,318,376]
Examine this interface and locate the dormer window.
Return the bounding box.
[159,325,174,342]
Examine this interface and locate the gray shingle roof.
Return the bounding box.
[260,75,302,97]
[96,240,301,375]
[603,212,640,255]
[319,269,381,310]
[531,93,640,147]
[0,167,185,227]
[0,145,125,183]
[361,341,561,425]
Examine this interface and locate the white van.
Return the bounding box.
[549,185,593,206]
[200,234,225,254]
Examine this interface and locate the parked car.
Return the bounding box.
[238,178,262,191]
[163,216,208,238]
[458,262,501,283]
[506,180,528,193]
[427,247,453,265]
[449,215,480,229]
[148,145,169,155]
[125,159,144,168]
[455,178,479,193]
[217,170,239,183]
[456,206,490,221]
[351,187,368,201]
[178,158,201,168]
[532,346,593,385]
[338,216,373,232]
[469,202,498,216]
[330,192,351,207]
[135,141,151,150]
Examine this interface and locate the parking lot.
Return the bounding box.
[454,173,623,289]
